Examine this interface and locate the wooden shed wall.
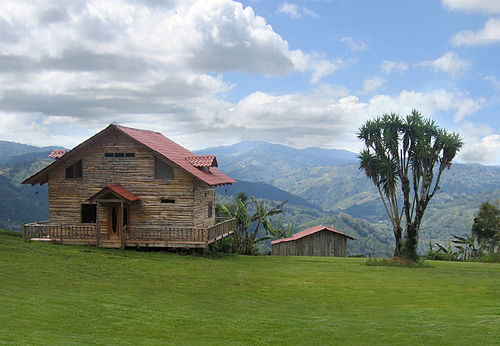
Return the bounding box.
[271,230,348,257]
[47,128,215,233]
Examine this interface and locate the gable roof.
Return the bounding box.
[22,124,236,186]
[88,184,140,203]
[271,225,355,245]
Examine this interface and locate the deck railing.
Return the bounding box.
[129,226,207,242]
[23,222,97,241]
[23,218,236,245]
[207,218,236,243]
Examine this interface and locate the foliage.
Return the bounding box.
[472,201,500,254]
[364,257,430,267]
[2,235,499,345]
[218,192,287,255]
[358,110,463,259]
[263,215,292,240]
[0,229,22,237]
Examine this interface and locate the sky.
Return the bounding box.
[0,0,499,164]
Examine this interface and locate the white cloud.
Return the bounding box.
[380,60,408,74]
[368,89,482,123]
[459,122,500,164]
[419,51,470,76]
[341,37,368,52]
[277,3,319,19]
[361,77,386,94]
[485,75,500,89]
[452,17,500,46]
[443,0,500,14]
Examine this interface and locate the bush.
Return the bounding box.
[476,253,500,263]
[365,257,431,267]
[0,230,23,238]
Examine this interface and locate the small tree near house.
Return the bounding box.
[358,110,463,260]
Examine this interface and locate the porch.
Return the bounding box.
[23,218,236,249]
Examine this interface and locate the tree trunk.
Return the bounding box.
[393,225,403,257]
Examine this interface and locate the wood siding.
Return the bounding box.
[271,230,348,257]
[47,127,216,239]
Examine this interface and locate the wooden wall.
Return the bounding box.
[47,127,216,238]
[271,230,348,257]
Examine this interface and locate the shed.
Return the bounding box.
[271,225,354,257]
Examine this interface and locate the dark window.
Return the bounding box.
[125,153,135,157]
[161,198,175,204]
[111,207,117,233]
[66,160,82,179]
[114,153,125,157]
[81,204,97,223]
[104,153,114,157]
[208,201,213,218]
[155,157,174,180]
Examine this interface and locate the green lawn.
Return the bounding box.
[0,233,499,345]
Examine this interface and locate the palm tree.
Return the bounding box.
[358,110,463,259]
[220,193,288,254]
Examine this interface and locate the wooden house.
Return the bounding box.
[22,124,236,249]
[271,225,354,257]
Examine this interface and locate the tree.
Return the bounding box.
[358,110,463,259]
[220,192,288,254]
[472,201,500,254]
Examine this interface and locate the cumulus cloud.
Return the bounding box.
[443,0,500,14]
[277,3,319,19]
[0,0,343,147]
[380,60,408,74]
[459,123,500,164]
[451,17,500,46]
[419,51,470,76]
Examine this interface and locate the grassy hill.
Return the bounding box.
[1,233,498,345]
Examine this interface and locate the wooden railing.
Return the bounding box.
[23,222,97,241]
[129,226,207,242]
[207,218,236,243]
[23,218,236,245]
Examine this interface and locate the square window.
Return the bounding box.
[81,204,97,223]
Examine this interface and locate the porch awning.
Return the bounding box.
[87,184,140,203]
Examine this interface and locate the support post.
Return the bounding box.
[120,202,126,250]
[96,202,101,247]
[60,223,63,243]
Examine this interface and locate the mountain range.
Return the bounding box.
[2,139,499,257]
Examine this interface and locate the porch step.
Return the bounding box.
[99,240,121,248]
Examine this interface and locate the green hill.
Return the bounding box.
[1,233,498,345]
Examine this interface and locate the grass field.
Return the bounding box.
[0,233,499,345]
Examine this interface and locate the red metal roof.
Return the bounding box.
[115,125,235,186]
[48,150,67,159]
[23,123,235,187]
[88,183,140,203]
[185,155,218,168]
[271,225,355,245]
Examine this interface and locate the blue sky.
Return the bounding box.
[0,0,499,164]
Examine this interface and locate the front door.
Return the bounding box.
[108,203,121,240]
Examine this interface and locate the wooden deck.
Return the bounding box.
[23,219,236,249]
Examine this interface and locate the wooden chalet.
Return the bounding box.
[22,124,236,249]
[271,225,354,257]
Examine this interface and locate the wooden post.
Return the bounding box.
[60,223,63,243]
[96,202,101,247]
[120,202,126,249]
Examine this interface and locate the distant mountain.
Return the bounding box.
[200,141,500,252]
[0,141,63,165]
[196,141,357,182]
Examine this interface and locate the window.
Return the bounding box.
[161,198,175,204]
[208,201,213,218]
[155,157,174,180]
[104,152,135,158]
[81,204,97,223]
[66,160,82,179]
